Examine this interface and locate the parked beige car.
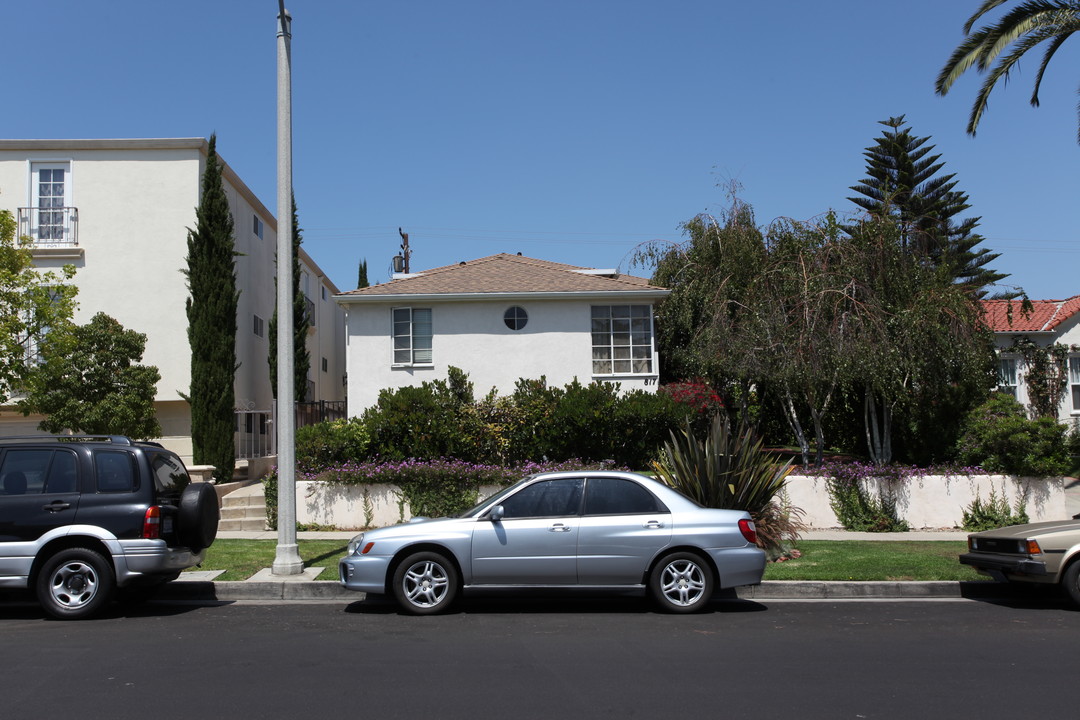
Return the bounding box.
[960,519,1080,604]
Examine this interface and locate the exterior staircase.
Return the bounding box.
[218,482,268,532]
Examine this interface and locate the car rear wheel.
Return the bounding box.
[1062,561,1080,606]
[649,552,714,613]
[36,547,115,620]
[391,551,459,615]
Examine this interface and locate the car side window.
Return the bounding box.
[584,477,666,515]
[95,451,136,493]
[499,478,583,519]
[0,449,52,496]
[45,450,79,494]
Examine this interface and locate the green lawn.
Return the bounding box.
[765,541,980,581]
[186,539,982,583]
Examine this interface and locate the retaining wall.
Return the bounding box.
[292,475,1066,531]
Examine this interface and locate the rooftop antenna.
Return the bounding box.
[394,227,411,274]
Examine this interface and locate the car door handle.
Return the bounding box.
[643,520,664,529]
[43,501,71,512]
[549,523,572,532]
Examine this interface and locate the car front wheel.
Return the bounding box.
[36,547,116,620]
[1062,561,1080,606]
[649,552,714,613]
[391,551,459,615]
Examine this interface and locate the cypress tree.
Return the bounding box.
[269,194,311,402]
[184,134,239,483]
[357,258,369,289]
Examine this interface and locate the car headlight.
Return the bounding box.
[347,533,364,556]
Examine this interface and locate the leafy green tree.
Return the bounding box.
[357,258,369,289]
[183,134,239,483]
[268,194,311,402]
[21,312,161,439]
[936,1,1080,142]
[0,209,78,405]
[848,116,1006,294]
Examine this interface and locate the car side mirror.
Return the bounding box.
[488,505,504,522]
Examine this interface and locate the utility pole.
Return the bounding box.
[272,0,302,576]
[397,227,411,274]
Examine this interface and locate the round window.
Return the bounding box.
[504,306,528,330]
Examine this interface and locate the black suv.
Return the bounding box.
[0,436,219,619]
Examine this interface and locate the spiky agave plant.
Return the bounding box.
[651,415,801,557]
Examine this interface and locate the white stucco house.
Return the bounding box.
[336,253,670,414]
[0,138,346,463]
[982,295,1080,422]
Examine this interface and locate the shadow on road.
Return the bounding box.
[343,588,768,616]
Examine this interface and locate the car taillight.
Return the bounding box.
[739,518,757,545]
[143,506,161,539]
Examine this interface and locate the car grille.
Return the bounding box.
[972,537,1025,554]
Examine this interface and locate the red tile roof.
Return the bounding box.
[337,253,667,297]
[981,296,1080,333]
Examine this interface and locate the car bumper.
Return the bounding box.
[959,552,1048,581]
[339,553,393,594]
[707,546,767,589]
[113,539,206,585]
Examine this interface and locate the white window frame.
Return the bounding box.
[253,314,265,338]
[1069,357,1080,415]
[997,356,1018,398]
[253,214,264,240]
[591,305,655,376]
[28,160,74,245]
[392,307,433,366]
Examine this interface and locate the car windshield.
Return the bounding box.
[455,476,533,518]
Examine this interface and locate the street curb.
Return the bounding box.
[158,579,1026,603]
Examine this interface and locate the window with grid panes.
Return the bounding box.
[591,305,654,375]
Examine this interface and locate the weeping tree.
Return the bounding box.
[841,217,997,465]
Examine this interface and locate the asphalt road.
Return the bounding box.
[2,594,1078,720]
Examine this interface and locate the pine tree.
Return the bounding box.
[184,134,238,483]
[269,194,311,402]
[848,116,1007,295]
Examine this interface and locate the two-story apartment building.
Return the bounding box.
[0,138,345,463]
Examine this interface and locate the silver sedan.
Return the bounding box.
[339,471,766,614]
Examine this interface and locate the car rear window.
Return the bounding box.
[149,452,190,495]
[95,450,137,493]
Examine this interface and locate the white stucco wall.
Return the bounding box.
[342,297,659,414]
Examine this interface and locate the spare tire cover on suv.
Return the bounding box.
[178,483,220,551]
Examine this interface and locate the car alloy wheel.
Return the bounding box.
[392,551,459,615]
[650,552,714,613]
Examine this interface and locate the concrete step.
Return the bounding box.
[220,505,266,520]
[218,516,269,532]
[217,482,267,531]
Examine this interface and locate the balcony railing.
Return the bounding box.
[18,207,79,247]
[304,296,316,328]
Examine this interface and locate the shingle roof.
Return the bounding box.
[337,253,667,297]
[981,296,1080,333]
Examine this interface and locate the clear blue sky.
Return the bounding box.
[7,0,1077,297]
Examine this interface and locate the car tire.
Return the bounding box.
[178,482,220,552]
[391,551,459,615]
[36,547,116,620]
[649,551,714,613]
[1062,561,1080,606]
